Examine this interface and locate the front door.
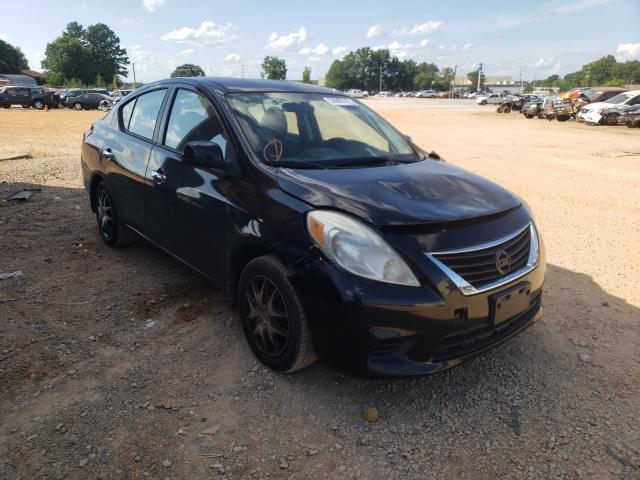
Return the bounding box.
[145,87,234,283]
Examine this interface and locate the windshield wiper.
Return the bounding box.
[262,159,327,170]
[331,156,416,168]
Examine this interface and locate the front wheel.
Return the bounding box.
[237,255,316,373]
[74,102,83,111]
[94,183,135,247]
[480,100,487,105]
[604,113,619,126]
[33,100,44,110]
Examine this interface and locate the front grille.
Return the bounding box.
[433,226,531,288]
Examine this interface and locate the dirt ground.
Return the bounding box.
[1,99,639,480]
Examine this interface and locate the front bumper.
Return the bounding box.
[290,235,546,378]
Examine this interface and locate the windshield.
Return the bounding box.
[226,92,419,168]
[606,93,632,104]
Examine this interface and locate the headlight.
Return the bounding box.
[306,210,420,286]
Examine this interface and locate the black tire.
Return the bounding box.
[480,100,487,105]
[604,113,619,126]
[94,183,135,247]
[524,114,533,119]
[2,104,9,109]
[504,106,511,113]
[74,102,83,111]
[557,115,570,122]
[237,255,316,373]
[33,99,44,110]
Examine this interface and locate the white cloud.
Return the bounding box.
[143,0,166,13]
[366,25,384,38]
[265,26,307,51]
[462,43,475,50]
[176,49,194,57]
[420,39,430,47]
[394,21,443,36]
[332,46,349,56]
[298,43,329,56]
[0,33,7,41]
[498,0,613,28]
[617,43,640,58]
[366,21,442,40]
[225,53,241,61]
[161,21,235,47]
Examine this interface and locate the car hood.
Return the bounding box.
[582,101,615,112]
[276,160,522,226]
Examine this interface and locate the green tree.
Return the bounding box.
[42,22,128,86]
[466,70,486,92]
[413,62,439,90]
[44,71,66,86]
[0,39,29,73]
[112,73,122,88]
[170,63,205,77]
[261,56,287,80]
[302,66,311,83]
[436,67,455,91]
[95,73,105,87]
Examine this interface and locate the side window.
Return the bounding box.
[164,89,228,153]
[121,98,136,130]
[629,96,640,106]
[126,89,166,140]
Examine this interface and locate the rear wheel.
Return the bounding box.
[94,183,134,247]
[2,104,9,109]
[557,115,570,122]
[480,100,487,105]
[33,99,44,110]
[237,255,316,373]
[74,102,82,111]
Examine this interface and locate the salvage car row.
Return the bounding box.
[0,86,132,110]
[487,87,640,127]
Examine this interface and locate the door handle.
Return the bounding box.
[151,169,167,184]
[102,147,114,159]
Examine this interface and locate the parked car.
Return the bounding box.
[66,92,114,110]
[416,90,437,98]
[496,94,536,113]
[346,89,368,98]
[476,93,506,105]
[81,77,545,377]
[438,91,461,99]
[618,104,640,128]
[468,91,488,99]
[539,97,557,120]
[577,90,640,125]
[521,98,544,118]
[0,86,56,109]
[572,87,628,113]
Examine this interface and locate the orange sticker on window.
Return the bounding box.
[263,138,283,162]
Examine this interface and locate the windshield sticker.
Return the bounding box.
[324,96,357,106]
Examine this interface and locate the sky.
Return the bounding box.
[1,0,639,83]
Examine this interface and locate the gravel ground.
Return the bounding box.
[0,100,639,480]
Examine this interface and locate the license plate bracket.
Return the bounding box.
[489,282,531,325]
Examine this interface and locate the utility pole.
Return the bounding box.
[379,64,382,93]
[241,64,246,79]
[132,63,137,88]
[451,65,457,98]
[476,63,482,93]
[519,65,526,94]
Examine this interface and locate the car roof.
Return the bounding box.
[146,77,340,95]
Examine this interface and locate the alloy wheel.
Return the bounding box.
[244,275,290,357]
[74,103,82,110]
[97,190,114,240]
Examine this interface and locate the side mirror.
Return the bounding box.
[183,141,225,169]
[402,134,412,143]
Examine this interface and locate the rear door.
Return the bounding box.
[145,86,236,281]
[101,88,168,232]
